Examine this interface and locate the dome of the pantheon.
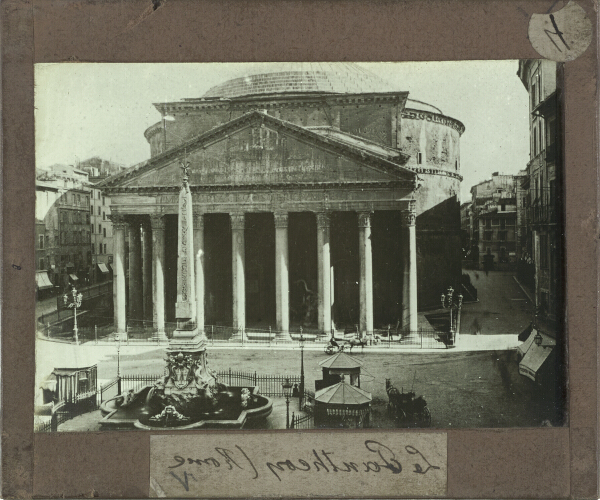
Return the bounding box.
[202,63,394,98]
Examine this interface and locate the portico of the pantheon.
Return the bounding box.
[100,64,464,341]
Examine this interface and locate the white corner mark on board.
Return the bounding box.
[528,1,592,62]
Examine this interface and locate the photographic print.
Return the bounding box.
[34,61,565,433]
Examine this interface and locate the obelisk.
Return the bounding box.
[173,157,199,340]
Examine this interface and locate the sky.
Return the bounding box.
[35,61,530,201]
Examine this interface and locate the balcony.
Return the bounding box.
[526,204,557,225]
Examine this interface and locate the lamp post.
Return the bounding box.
[115,333,122,394]
[299,329,305,409]
[282,378,293,429]
[63,286,83,344]
[440,286,463,346]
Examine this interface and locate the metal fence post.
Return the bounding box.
[94,325,98,344]
[117,376,122,395]
[229,367,232,386]
[51,410,58,432]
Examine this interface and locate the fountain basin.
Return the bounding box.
[99,385,272,430]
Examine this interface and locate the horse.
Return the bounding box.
[346,337,368,353]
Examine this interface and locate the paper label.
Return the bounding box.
[150,432,447,497]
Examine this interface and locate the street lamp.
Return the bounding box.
[115,332,122,394]
[440,286,463,346]
[299,329,306,409]
[63,286,83,344]
[533,331,543,347]
[282,378,293,429]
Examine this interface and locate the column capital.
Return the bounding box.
[108,213,128,230]
[315,212,331,229]
[401,208,416,227]
[150,214,166,231]
[193,211,204,230]
[274,212,289,229]
[230,213,245,230]
[357,211,373,228]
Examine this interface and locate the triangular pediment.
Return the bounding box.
[100,111,416,191]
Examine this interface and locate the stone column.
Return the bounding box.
[316,212,332,337]
[110,215,128,340]
[142,219,152,322]
[128,218,143,321]
[401,203,418,336]
[150,214,168,341]
[358,211,374,337]
[231,213,246,339]
[274,212,291,340]
[193,211,205,336]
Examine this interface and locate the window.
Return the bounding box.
[86,213,90,224]
[39,258,44,270]
[97,191,101,199]
[39,234,44,249]
[103,228,106,238]
[104,243,107,254]
[547,117,556,146]
[98,206,101,216]
[485,219,491,229]
[455,160,458,171]
[91,223,94,233]
[498,231,507,241]
[90,205,94,214]
[98,224,101,234]
[417,152,423,164]
[102,196,105,206]
[484,231,493,241]
[98,244,102,254]
[500,203,506,212]
[500,219,506,230]
[492,218,499,226]
[540,234,549,269]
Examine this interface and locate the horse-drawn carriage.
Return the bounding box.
[385,378,431,427]
[324,336,368,354]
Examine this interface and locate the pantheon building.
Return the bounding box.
[100,64,464,341]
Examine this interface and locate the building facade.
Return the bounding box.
[468,173,518,269]
[517,60,561,330]
[100,65,465,339]
[79,157,127,283]
[36,165,92,291]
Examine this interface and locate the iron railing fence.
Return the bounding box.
[290,411,314,429]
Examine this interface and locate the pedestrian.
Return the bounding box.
[472,317,481,335]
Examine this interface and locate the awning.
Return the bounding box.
[69,274,79,281]
[36,271,53,290]
[517,327,535,355]
[519,331,555,382]
[97,263,109,274]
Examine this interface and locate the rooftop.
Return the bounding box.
[202,63,395,99]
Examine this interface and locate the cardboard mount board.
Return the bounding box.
[2,0,598,498]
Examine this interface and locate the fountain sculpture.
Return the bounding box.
[99,158,272,430]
